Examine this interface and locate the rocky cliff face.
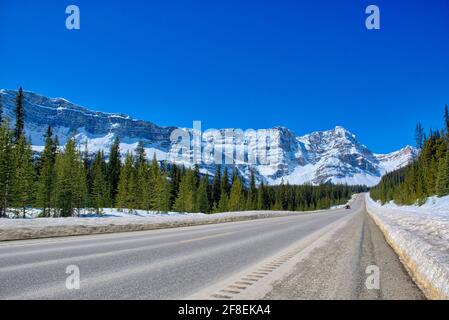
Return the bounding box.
[0,89,417,186]
[0,89,176,149]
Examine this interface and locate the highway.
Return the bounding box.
[0,195,424,300]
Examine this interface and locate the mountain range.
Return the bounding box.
[0,89,418,186]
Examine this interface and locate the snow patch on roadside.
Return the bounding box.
[0,209,310,231]
[4,208,202,220]
[365,193,449,299]
[379,195,449,216]
[1,209,207,229]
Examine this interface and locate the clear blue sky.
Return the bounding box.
[0,0,448,153]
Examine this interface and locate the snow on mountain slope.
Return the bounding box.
[0,89,417,186]
[265,127,418,186]
[375,146,418,173]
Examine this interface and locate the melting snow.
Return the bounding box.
[366,194,449,299]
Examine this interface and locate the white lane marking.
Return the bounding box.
[177,231,236,244]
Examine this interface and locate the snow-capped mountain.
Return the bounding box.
[263,127,418,186]
[0,89,417,186]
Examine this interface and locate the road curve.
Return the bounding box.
[0,195,423,300]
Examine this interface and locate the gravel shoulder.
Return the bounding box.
[265,208,425,300]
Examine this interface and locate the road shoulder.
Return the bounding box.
[265,210,425,300]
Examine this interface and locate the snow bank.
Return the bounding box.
[365,194,449,299]
[0,208,321,241]
[5,208,201,220]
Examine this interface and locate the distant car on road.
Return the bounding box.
[345,205,351,210]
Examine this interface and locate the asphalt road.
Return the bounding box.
[0,195,423,300]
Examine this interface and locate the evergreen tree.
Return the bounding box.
[74,152,88,216]
[196,176,210,213]
[228,173,244,211]
[0,93,3,123]
[107,137,121,206]
[173,169,194,213]
[193,164,201,189]
[54,136,87,217]
[36,126,57,217]
[148,153,160,209]
[246,170,257,210]
[13,135,36,218]
[90,151,108,213]
[14,87,25,142]
[0,120,14,217]
[415,122,424,149]
[445,105,449,141]
[135,141,147,164]
[271,185,283,210]
[116,152,135,210]
[436,150,449,197]
[231,167,238,185]
[256,182,267,210]
[221,167,230,196]
[215,189,229,213]
[168,164,181,210]
[147,154,170,212]
[133,142,149,209]
[82,142,93,205]
[212,164,222,206]
[151,171,171,212]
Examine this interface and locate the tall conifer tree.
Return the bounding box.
[36,126,57,216]
[436,150,449,197]
[116,152,135,211]
[13,135,35,218]
[0,92,3,123]
[228,173,244,211]
[14,87,25,142]
[54,136,87,217]
[107,137,121,206]
[173,169,194,213]
[212,164,222,206]
[196,176,210,213]
[0,120,14,217]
